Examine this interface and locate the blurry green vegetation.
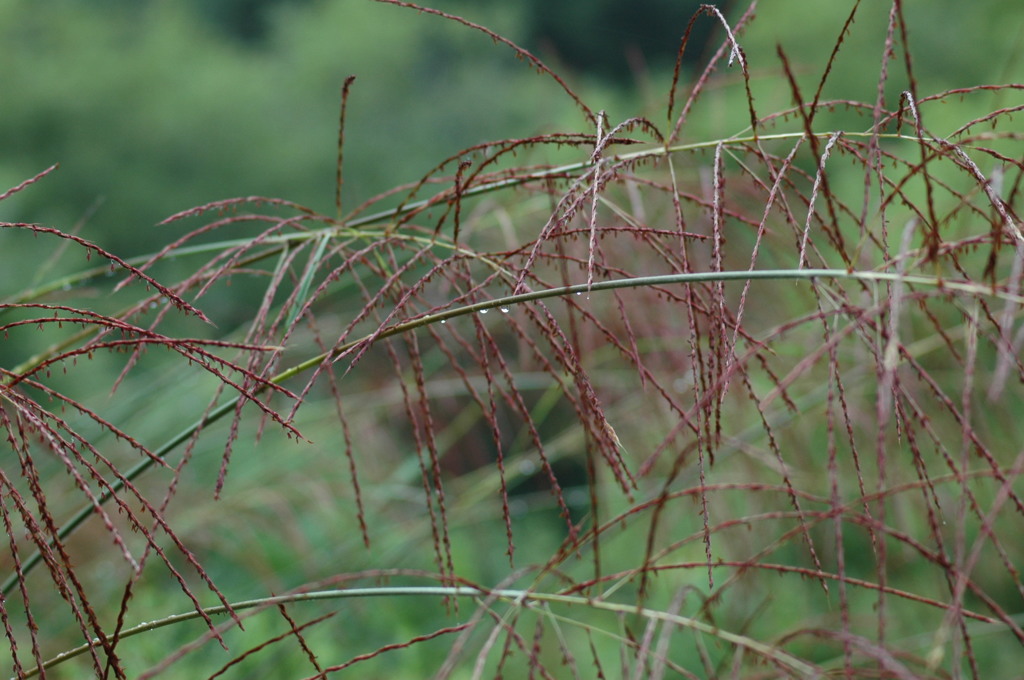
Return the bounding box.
[0,0,582,254]
[3,0,1018,254]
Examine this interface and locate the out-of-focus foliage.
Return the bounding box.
[0,1,581,254]
[515,0,718,80]
[2,0,1019,255]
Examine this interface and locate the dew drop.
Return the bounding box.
[149,301,158,309]
[440,319,446,324]
[479,309,489,314]
[500,307,509,313]
[576,291,582,296]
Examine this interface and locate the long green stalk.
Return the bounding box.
[3,266,1016,597]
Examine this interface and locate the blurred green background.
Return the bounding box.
[3,0,1017,257]
[0,0,715,256]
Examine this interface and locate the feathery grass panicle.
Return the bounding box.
[2,1,1022,677]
